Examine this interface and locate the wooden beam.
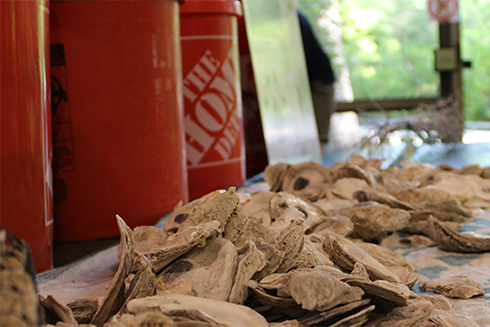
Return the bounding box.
[336,98,439,112]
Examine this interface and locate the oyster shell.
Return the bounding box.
[324,232,402,283]
[40,295,77,325]
[249,282,306,318]
[430,172,490,202]
[116,256,157,316]
[426,216,490,253]
[408,210,472,224]
[270,320,300,327]
[419,275,485,299]
[163,191,218,232]
[288,269,364,312]
[313,196,357,213]
[163,200,197,233]
[332,202,410,242]
[166,188,240,233]
[233,220,284,280]
[390,187,456,205]
[355,242,418,288]
[258,270,302,298]
[297,298,371,327]
[157,237,238,302]
[398,235,436,247]
[264,162,290,192]
[91,215,134,326]
[276,220,305,273]
[355,189,415,211]
[281,162,332,200]
[293,237,334,269]
[415,294,451,310]
[269,192,325,231]
[330,178,371,200]
[350,262,371,281]
[104,312,178,327]
[147,220,221,272]
[269,193,310,230]
[377,170,410,189]
[349,154,384,170]
[223,198,248,244]
[305,235,334,266]
[366,299,433,327]
[345,279,416,307]
[67,299,98,324]
[126,294,270,327]
[242,191,275,227]
[106,310,222,327]
[415,199,472,218]
[331,161,377,187]
[306,215,354,237]
[419,309,481,327]
[133,226,168,254]
[229,241,267,304]
[131,226,168,271]
[320,304,375,327]
[396,161,436,182]
[454,163,489,177]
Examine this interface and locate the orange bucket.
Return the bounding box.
[1,0,53,272]
[50,0,188,241]
[180,0,246,200]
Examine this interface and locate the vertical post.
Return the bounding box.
[439,22,462,98]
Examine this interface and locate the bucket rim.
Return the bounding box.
[50,0,187,4]
[179,0,242,16]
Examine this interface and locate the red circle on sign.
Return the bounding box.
[429,0,458,22]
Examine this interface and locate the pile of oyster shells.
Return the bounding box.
[41,156,490,327]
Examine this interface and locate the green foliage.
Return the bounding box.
[338,0,439,99]
[297,0,334,47]
[461,0,490,121]
[298,0,490,121]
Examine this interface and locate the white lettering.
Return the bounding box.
[221,50,236,87]
[183,68,208,102]
[184,114,214,165]
[184,47,242,164]
[183,83,199,103]
[195,93,228,133]
[209,76,234,110]
[183,50,221,103]
[214,137,232,159]
[213,110,241,159]
[201,50,220,73]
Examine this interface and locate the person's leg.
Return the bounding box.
[310,79,336,144]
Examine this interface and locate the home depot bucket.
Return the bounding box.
[50,0,188,241]
[1,0,53,273]
[180,0,246,200]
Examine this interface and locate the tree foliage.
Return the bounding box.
[298,0,489,121]
[460,0,490,121]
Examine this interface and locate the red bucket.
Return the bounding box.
[1,0,53,272]
[180,0,246,200]
[50,0,188,241]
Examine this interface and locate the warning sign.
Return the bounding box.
[429,0,459,23]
